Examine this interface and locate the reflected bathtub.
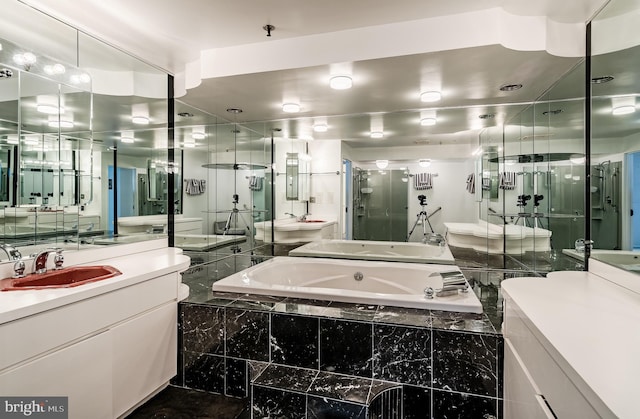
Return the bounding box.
[289,239,455,264]
[212,256,482,313]
[174,234,246,251]
[444,220,551,254]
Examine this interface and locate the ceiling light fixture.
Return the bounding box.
[542,109,563,116]
[329,75,353,90]
[178,112,194,117]
[499,83,523,92]
[48,120,74,128]
[282,103,301,113]
[37,104,61,114]
[313,124,328,133]
[370,131,384,139]
[13,52,36,67]
[418,159,431,168]
[183,142,196,148]
[375,160,389,169]
[420,91,441,102]
[612,105,635,115]
[192,132,206,140]
[70,73,91,84]
[226,108,243,114]
[478,114,495,119]
[44,64,66,75]
[420,118,437,126]
[132,116,150,125]
[120,136,135,144]
[591,76,614,84]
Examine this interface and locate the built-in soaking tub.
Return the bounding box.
[289,239,455,264]
[212,256,482,313]
[444,220,551,254]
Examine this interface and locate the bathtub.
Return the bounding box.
[174,234,246,251]
[254,218,337,243]
[563,249,640,272]
[289,239,455,265]
[444,220,551,254]
[212,257,482,313]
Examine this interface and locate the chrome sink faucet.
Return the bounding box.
[0,244,22,262]
[32,248,64,274]
[300,213,311,221]
[284,212,297,219]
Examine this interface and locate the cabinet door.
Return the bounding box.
[0,331,113,419]
[112,302,177,417]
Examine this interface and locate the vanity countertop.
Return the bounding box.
[502,271,640,419]
[0,243,190,325]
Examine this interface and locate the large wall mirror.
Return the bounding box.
[590,0,640,274]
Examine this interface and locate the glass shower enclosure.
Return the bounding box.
[352,168,408,241]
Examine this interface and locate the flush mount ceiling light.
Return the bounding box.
[178,112,194,117]
[183,141,196,148]
[612,105,636,115]
[282,103,301,113]
[478,114,495,119]
[44,64,66,75]
[375,159,389,169]
[329,75,353,90]
[48,120,74,128]
[591,76,614,84]
[420,91,441,102]
[569,154,586,164]
[420,117,437,126]
[132,116,150,125]
[418,159,431,168]
[370,131,384,139]
[120,136,135,144]
[313,124,328,133]
[70,73,91,84]
[13,52,36,67]
[192,132,206,140]
[542,109,563,116]
[37,104,62,114]
[499,83,523,92]
[226,108,243,114]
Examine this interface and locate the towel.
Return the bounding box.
[184,178,206,195]
[413,172,433,190]
[482,177,491,191]
[249,176,263,191]
[499,172,516,190]
[466,173,475,194]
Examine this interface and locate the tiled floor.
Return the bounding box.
[126,386,249,419]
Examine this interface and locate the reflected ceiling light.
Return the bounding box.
[47,120,74,128]
[329,75,353,90]
[418,159,431,168]
[37,104,61,114]
[5,135,19,145]
[183,142,196,148]
[420,91,441,102]
[44,64,66,75]
[120,136,135,143]
[420,117,437,126]
[13,52,36,67]
[282,103,301,113]
[192,132,206,140]
[375,159,389,169]
[499,83,523,92]
[569,154,586,164]
[313,123,328,133]
[591,76,614,84]
[132,116,150,124]
[70,73,91,84]
[612,105,635,115]
[370,131,384,139]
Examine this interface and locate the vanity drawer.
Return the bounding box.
[0,273,179,371]
[504,297,600,419]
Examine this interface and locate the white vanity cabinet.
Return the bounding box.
[0,270,182,419]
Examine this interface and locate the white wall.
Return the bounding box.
[308,140,342,222]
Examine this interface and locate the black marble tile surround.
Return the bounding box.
[177,294,502,418]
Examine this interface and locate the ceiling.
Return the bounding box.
[4,0,623,154]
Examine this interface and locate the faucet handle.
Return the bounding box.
[13,260,26,278]
[51,248,64,270]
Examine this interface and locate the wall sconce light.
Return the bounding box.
[375,159,389,169]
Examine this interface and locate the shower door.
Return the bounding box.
[353,169,408,241]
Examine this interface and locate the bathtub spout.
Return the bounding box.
[424,271,469,299]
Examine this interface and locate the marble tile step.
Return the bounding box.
[250,363,402,418]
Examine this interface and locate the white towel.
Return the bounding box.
[413,172,433,190]
[499,172,516,190]
[466,173,475,194]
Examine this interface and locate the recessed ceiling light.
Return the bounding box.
[420,91,441,102]
[591,76,614,84]
[192,132,206,140]
[478,114,495,119]
[48,120,74,128]
[37,104,61,114]
[370,131,384,139]
[418,159,431,168]
[282,103,301,113]
[612,105,636,115]
[329,75,352,90]
[132,116,150,125]
[542,109,563,116]
[499,83,523,92]
[420,118,437,126]
[121,136,135,143]
[313,124,328,133]
[375,160,389,169]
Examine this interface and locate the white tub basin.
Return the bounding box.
[444,220,551,254]
[289,239,455,264]
[212,256,482,313]
[254,218,337,243]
